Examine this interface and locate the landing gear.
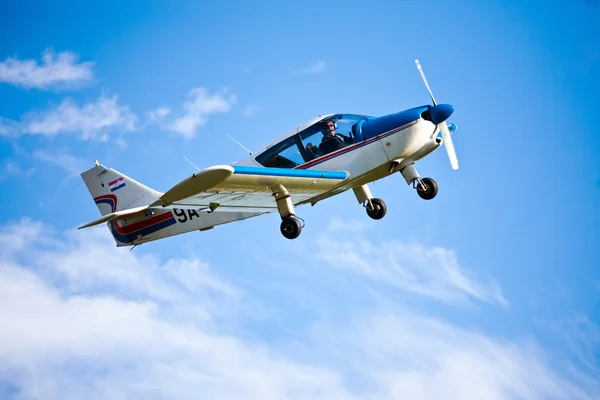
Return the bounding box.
[280,216,302,239]
[416,177,438,200]
[353,184,387,221]
[400,163,439,201]
[273,184,305,239]
[366,198,386,220]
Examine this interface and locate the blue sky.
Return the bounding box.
[1,0,599,398]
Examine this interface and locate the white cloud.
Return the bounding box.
[146,106,171,122]
[0,219,596,399]
[540,315,600,379]
[294,61,327,74]
[0,48,94,90]
[312,311,597,400]
[169,88,237,139]
[0,220,354,399]
[24,95,137,140]
[0,160,34,182]
[243,105,260,117]
[0,117,20,137]
[314,218,508,307]
[1,95,137,141]
[0,218,46,256]
[33,150,86,177]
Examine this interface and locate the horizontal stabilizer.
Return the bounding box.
[77,205,150,229]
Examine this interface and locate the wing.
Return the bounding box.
[150,164,349,211]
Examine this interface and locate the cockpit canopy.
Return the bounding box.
[255,113,372,168]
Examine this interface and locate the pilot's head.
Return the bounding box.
[322,120,337,136]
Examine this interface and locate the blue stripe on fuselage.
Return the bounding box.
[233,165,348,180]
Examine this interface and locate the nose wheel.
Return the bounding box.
[365,198,387,220]
[415,177,438,200]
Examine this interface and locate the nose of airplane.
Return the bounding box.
[428,104,455,125]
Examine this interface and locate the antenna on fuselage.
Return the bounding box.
[227,134,253,155]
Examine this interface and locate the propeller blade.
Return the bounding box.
[415,59,437,106]
[415,59,458,170]
[439,122,459,170]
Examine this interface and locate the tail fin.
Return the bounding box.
[81,160,162,216]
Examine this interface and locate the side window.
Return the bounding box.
[255,136,305,168]
[273,142,304,167]
[299,128,324,161]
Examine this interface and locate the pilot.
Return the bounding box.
[319,120,353,155]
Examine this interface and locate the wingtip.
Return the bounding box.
[206,164,235,173]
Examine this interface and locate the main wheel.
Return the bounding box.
[366,198,387,220]
[416,177,438,200]
[280,216,302,239]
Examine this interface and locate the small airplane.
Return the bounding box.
[78,60,459,246]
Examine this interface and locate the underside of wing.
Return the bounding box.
[151,165,349,211]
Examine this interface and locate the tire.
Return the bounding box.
[416,177,438,200]
[366,198,387,220]
[280,216,302,239]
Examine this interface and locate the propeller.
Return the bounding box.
[415,59,459,170]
